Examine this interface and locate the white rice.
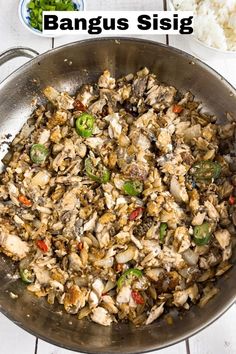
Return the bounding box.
[172,0,236,51]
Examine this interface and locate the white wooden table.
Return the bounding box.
[0,1,236,353]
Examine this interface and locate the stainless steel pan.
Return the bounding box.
[0,38,235,354]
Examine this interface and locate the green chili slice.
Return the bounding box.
[20,268,35,284]
[190,160,221,183]
[117,268,143,289]
[160,222,168,243]
[75,113,95,138]
[123,180,143,196]
[85,158,110,184]
[27,0,77,31]
[30,144,49,164]
[193,223,211,246]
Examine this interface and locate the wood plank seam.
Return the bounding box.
[163,0,169,45]
[34,338,38,354]
[185,339,191,354]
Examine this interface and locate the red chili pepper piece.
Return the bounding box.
[74,99,86,112]
[131,290,145,305]
[172,104,183,114]
[18,195,32,207]
[229,195,235,205]
[36,240,48,252]
[116,263,123,273]
[129,207,143,221]
[77,242,83,251]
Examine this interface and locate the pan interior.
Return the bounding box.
[0,38,235,354]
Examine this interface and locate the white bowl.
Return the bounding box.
[168,0,236,60]
[186,36,236,61]
[18,0,85,37]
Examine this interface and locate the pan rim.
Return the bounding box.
[0,36,236,92]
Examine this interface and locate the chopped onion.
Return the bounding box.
[178,268,189,279]
[184,124,201,142]
[74,277,88,287]
[115,246,136,264]
[113,176,124,190]
[182,249,199,266]
[145,268,164,281]
[103,279,116,293]
[199,286,219,308]
[38,129,50,144]
[170,176,189,203]
[94,257,114,268]
[31,171,51,187]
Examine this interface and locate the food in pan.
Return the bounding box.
[0,68,235,326]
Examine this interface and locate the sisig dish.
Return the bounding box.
[0,67,235,327]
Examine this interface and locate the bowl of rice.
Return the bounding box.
[169,0,236,60]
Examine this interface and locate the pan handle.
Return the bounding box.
[0,47,39,67]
